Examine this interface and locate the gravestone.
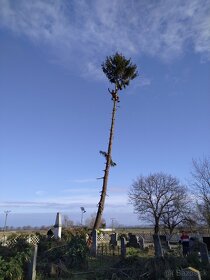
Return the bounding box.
[138,235,145,249]
[199,242,210,264]
[180,267,201,280]
[127,234,139,248]
[91,230,97,257]
[110,233,118,247]
[120,237,126,258]
[189,237,200,254]
[189,237,196,252]
[159,235,170,249]
[203,236,210,251]
[189,238,209,264]
[50,264,57,277]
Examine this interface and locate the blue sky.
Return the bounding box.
[0,0,210,227]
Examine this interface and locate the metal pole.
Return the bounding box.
[80,207,86,226]
[3,210,11,231]
[3,210,11,243]
[81,211,84,225]
[111,218,115,231]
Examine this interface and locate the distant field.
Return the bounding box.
[0,228,156,238]
[0,229,47,237]
[0,226,209,237]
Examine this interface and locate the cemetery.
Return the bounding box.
[0,52,209,279]
[1,211,210,279]
[0,4,209,278]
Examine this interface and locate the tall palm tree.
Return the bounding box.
[93,53,138,230]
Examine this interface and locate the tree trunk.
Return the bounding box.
[93,94,117,230]
[154,222,159,234]
[153,219,164,257]
[153,234,164,257]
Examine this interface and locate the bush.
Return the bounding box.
[0,234,34,280]
[65,235,89,269]
[36,232,89,278]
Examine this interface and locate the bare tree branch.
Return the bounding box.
[191,156,210,228]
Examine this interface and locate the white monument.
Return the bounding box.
[53,212,62,239]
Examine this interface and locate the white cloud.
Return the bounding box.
[0,196,128,211]
[35,190,46,196]
[0,200,93,209]
[82,62,104,80]
[0,0,209,73]
[0,184,129,211]
[133,77,152,89]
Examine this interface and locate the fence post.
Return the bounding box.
[120,237,126,258]
[91,229,97,257]
[28,245,38,280]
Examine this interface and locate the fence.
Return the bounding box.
[0,234,39,246]
[97,243,121,256]
[1,231,206,248]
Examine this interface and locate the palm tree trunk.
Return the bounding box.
[93,94,117,230]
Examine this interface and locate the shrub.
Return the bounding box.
[36,232,89,277]
[65,235,89,269]
[0,235,34,280]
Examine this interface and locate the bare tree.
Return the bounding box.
[129,172,188,234]
[86,213,106,228]
[63,215,74,228]
[179,212,198,232]
[160,202,193,236]
[191,156,210,228]
[192,157,210,202]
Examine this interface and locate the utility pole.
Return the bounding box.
[3,210,11,243]
[110,217,115,232]
[3,210,11,232]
